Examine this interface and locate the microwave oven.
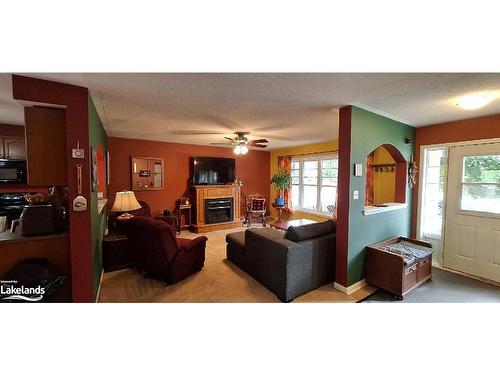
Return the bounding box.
[0,159,27,184]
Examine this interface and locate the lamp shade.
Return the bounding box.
[111,191,142,212]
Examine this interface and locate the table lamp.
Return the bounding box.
[111,191,141,220]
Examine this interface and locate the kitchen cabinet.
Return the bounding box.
[1,136,26,159]
[24,106,67,185]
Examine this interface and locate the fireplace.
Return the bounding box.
[204,197,234,224]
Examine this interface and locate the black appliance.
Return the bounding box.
[204,197,234,224]
[0,159,27,185]
[191,157,236,185]
[20,204,66,236]
[0,192,32,226]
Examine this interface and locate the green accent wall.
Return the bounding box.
[88,95,108,298]
[347,107,415,285]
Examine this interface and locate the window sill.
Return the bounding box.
[363,203,407,216]
[292,209,334,219]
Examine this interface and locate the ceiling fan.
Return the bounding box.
[210,132,269,154]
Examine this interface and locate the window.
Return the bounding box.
[420,147,447,239]
[460,154,500,214]
[291,155,338,214]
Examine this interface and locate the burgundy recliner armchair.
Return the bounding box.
[126,216,207,283]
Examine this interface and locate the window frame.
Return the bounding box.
[458,154,500,217]
[291,153,338,216]
[419,146,448,240]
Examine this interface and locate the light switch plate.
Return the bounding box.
[353,190,359,200]
[354,163,363,176]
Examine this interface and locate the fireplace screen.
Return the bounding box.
[205,197,234,224]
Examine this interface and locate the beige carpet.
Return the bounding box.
[99,226,376,303]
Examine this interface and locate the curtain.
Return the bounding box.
[277,155,292,209]
[365,151,374,206]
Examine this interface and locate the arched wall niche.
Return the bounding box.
[365,143,407,206]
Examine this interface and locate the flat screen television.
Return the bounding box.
[190,157,236,185]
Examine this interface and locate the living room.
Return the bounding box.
[2,72,500,304]
[3,2,500,374]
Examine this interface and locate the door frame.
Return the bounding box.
[417,137,500,269]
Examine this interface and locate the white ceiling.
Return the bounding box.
[1,73,500,149]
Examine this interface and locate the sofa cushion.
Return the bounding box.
[226,231,246,251]
[285,220,336,242]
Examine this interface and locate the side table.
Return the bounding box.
[102,232,132,272]
[271,203,288,224]
[176,204,192,232]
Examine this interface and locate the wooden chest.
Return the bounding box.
[366,237,433,299]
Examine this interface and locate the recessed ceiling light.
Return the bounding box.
[455,92,498,110]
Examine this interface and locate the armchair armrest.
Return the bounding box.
[178,236,208,251]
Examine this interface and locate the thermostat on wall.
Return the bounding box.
[354,163,363,176]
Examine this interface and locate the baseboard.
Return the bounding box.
[334,279,366,295]
[95,270,104,303]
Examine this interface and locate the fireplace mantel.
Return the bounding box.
[191,185,242,233]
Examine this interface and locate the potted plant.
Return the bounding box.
[270,169,291,206]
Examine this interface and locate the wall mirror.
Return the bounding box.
[131,156,164,191]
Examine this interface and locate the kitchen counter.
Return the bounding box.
[0,230,71,298]
[0,230,68,244]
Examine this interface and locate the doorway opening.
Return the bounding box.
[418,140,500,284]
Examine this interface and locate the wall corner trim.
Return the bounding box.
[95,270,104,303]
[334,279,367,295]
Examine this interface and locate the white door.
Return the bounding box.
[443,142,500,283]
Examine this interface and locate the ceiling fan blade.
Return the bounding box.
[250,144,267,148]
[250,139,269,144]
[210,142,234,145]
[171,130,227,135]
[224,137,235,141]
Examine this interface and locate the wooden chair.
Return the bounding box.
[243,195,267,227]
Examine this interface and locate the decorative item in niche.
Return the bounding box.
[373,164,395,173]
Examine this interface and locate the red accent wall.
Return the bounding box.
[335,106,351,287]
[108,137,271,217]
[12,75,93,302]
[412,113,500,236]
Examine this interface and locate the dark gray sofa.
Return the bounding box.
[226,220,336,302]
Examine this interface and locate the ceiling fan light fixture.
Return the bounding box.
[240,145,249,155]
[233,145,242,155]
